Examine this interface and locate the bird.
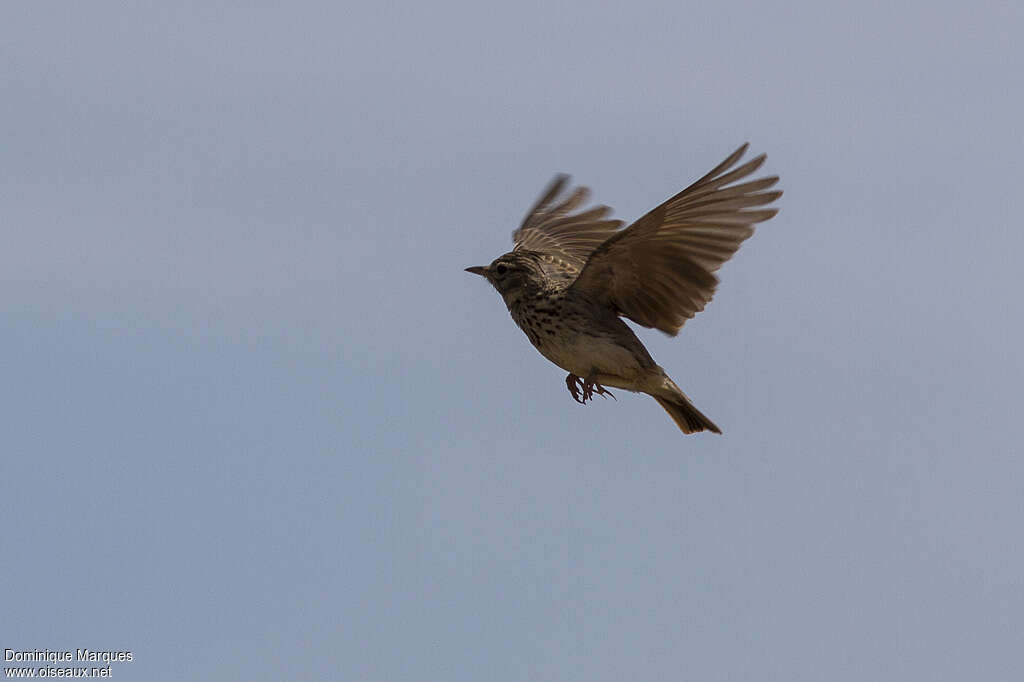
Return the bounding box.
[465,144,780,434]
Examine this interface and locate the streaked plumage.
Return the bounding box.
[467,144,781,434]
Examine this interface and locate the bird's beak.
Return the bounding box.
[464,266,488,277]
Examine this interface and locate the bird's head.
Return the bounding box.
[465,251,547,303]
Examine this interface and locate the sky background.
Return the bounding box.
[2,2,1022,680]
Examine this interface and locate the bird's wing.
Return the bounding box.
[512,174,624,276]
[569,144,781,336]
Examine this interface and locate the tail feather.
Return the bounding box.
[653,395,722,435]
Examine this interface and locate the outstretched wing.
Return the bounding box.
[512,174,624,276]
[569,144,781,335]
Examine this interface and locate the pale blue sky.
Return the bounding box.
[2,2,1022,680]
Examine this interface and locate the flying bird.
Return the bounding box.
[466,144,781,434]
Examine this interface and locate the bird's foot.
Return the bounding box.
[584,377,616,402]
[566,373,615,404]
[566,374,586,404]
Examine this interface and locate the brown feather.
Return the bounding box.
[513,176,624,272]
[569,144,781,335]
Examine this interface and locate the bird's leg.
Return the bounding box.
[581,372,616,402]
[565,373,586,404]
[566,372,616,404]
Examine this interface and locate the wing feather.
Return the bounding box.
[569,144,781,335]
[513,175,624,274]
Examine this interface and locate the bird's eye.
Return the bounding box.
[495,264,508,275]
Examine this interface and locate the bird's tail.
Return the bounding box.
[653,396,721,434]
[650,377,722,435]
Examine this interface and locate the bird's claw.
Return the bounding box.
[565,373,615,404]
[586,381,616,402]
[566,374,586,404]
